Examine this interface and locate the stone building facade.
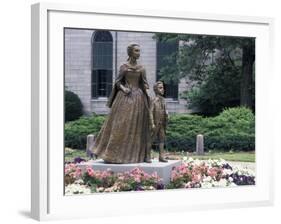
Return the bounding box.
[64,28,192,115]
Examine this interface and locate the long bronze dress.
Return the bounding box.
[92,63,151,164]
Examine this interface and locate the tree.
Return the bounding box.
[153,33,255,114]
[185,56,241,115]
[65,90,83,122]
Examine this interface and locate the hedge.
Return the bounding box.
[65,115,106,149]
[65,90,83,122]
[64,107,255,152]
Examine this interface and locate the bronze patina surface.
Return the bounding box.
[149,81,169,162]
[92,43,152,164]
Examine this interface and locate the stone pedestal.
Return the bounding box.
[86,134,95,157]
[77,159,182,185]
[196,134,204,155]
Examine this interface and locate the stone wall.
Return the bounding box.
[115,32,156,96]
[65,28,191,115]
[65,28,94,115]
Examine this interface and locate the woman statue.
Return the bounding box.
[92,43,153,164]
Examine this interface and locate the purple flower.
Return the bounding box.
[156,183,165,190]
[222,163,233,170]
[73,157,86,164]
[136,185,145,191]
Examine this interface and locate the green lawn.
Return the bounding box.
[65,148,255,163]
[161,150,255,162]
[65,148,88,163]
[186,151,255,162]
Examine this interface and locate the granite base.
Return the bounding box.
[77,159,182,185]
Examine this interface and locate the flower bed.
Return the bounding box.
[64,158,255,195]
[168,157,255,189]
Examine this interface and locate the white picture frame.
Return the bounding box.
[31,2,275,221]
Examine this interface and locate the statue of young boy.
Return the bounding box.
[145,81,168,163]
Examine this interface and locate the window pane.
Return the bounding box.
[92,31,113,98]
[93,69,113,98]
[93,42,113,70]
[94,31,113,42]
[157,41,179,99]
[91,70,98,98]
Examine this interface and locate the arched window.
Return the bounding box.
[91,31,113,98]
[156,40,178,99]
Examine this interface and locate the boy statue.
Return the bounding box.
[145,81,168,163]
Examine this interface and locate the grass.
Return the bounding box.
[190,151,255,162]
[65,148,88,163]
[177,151,255,162]
[65,147,255,163]
[161,150,255,162]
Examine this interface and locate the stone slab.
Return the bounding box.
[77,159,182,185]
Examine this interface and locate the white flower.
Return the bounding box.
[194,159,203,166]
[97,187,105,192]
[206,159,213,166]
[203,176,212,182]
[201,182,213,188]
[217,158,227,166]
[223,169,233,176]
[232,166,255,177]
[211,179,228,187]
[219,179,228,187]
[74,179,84,185]
[229,182,237,187]
[188,157,194,162]
[65,184,91,195]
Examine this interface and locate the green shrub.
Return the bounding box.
[65,90,83,122]
[65,115,106,149]
[64,107,255,151]
[166,107,254,152]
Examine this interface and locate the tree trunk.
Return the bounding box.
[240,42,255,109]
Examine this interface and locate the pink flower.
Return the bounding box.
[118,176,125,181]
[171,172,179,181]
[151,172,159,179]
[86,167,95,177]
[74,168,82,178]
[192,174,201,182]
[143,173,150,180]
[207,167,222,178]
[134,176,141,182]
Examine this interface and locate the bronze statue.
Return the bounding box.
[92,43,153,164]
[146,81,169,163]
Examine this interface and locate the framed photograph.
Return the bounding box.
[31,2,274,221]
